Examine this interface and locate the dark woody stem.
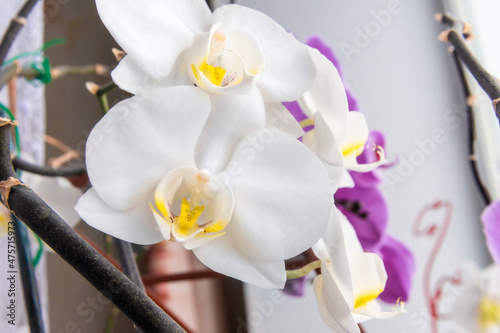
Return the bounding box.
[443,29,500,117]
[113,238,146,333]
[0,0,39,69]
[0,120,185,333]
[12,156,86,177]
[450,49,492,204]
[14,215,46,333]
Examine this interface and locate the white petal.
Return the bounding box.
[76,188,163,245]
[223,130,333,262]
[182,231,225,250]
[86,86,210,211]
[339,170,355,188]
[265,102,304,138]
[193,234,286,288]
[350,253,387,306]
[212,5,315,102]
[194,89,266,173]
[302,112,345,191]
[299,47,348,144]
[227,29,265,76]
[314,208,354,304]
[111,56,151,95]
[340,111,369,157]
[354,300,405,320]
[338,213,364,256]
[313,272,361,333]
[111,56,191,95]
[22,173,82,228]
[96,0,211,79]
[151,208,172,240]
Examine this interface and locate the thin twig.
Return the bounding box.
[0,0,40,67]
[0,1,38,65]
[435,13,472,39]
[11,157,86,177]
[0,62,19,88]
[451,50,492,204]
[0,120,185,332]
[51,64,109,80]
[96,81,117,96]
[441,29,500,117]
[142,270,224,285]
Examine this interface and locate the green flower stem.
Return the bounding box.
[104,306,120,333]
[32,234,44,267]
[105,235,113,256]
[0,120,186,332]
[96,81,117,96]
[98,93,110,115]
[286,260,321,279]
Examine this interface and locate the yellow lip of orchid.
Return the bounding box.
[175,198,205,236]
[186,24,264,95]
[340,141,366,158]
[151,167,234,248]
[192,61,227,87]
[354,289,384,309]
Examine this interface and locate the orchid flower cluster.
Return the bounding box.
[74,0,407,331]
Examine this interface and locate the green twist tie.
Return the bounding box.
[30,57,52,84]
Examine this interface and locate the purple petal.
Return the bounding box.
[481,201,500,266]
[377,235,416,303]
[334,185,388,251]
[345,90,360,112]
[283,100,307,122]
[357,130,386,164]
[283,276,307,297]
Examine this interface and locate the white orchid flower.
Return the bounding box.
[96,0,316,175]
[297,48,386,189]
[97,0,315,102]
[312,208,404,332]
[76,86,333,289]
[453,262,500,333]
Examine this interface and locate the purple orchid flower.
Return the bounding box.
[481,200,500,266]
[376,235,416,303]
[283,35,416,304]
[282,276,307,297]
[335,183,388,252]
[350,130,386,189]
